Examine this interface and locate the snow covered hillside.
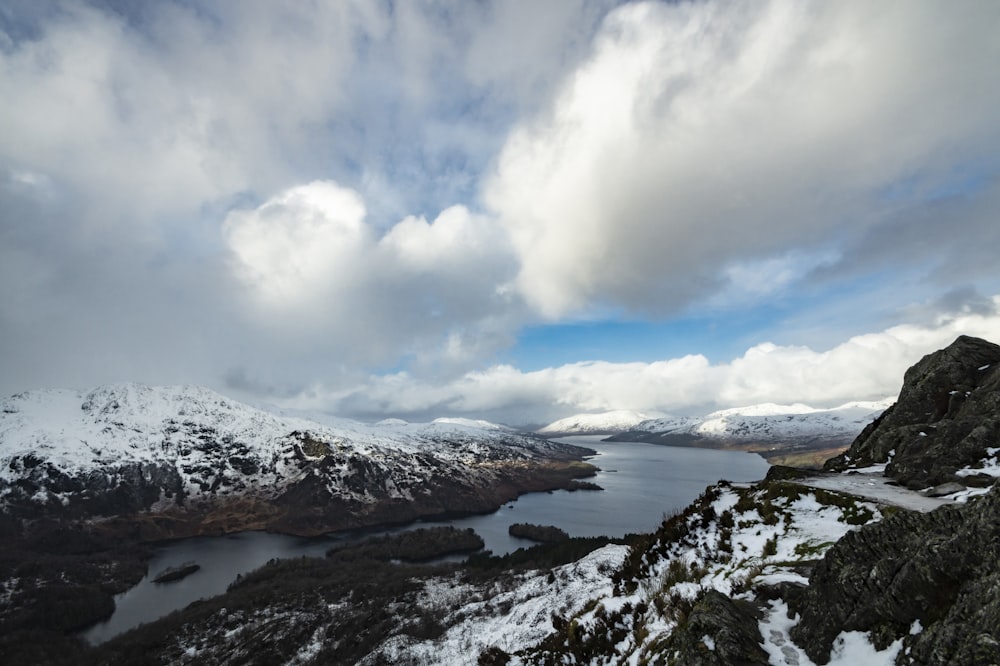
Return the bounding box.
[389,478,996,666]
[124,471,991,666]
[373,481,890,665]
[614,399,894,444]
[0,383,594,536]
[536,410,659,436]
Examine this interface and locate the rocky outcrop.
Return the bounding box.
[795,337,1000,662]
[790,486,1000,665]
[826,335,1000,489]
[2,458,184,519]
[660,590,769,666]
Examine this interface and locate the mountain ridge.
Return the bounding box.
[0,382,596,538]
[601,399,894,467]
[536,410,659,436]
[613,399,894,442]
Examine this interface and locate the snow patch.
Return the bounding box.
[759,600,904,666]
[799,474,952,512]
[370,545,629,665]
[955,447,1000,478]
[829,630,904,665]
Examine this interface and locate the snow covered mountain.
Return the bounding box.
[609,399,895,446]
[536,410,659,436]
[0,383,594,537]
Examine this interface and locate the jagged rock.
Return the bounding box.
[826,335,1000,489]
[659,590,769,665]
[790,487,1000,665]
[906,568,1000,665]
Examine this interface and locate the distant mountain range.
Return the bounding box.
[616,399,893,442]
[538,400,893,442]
[0,383,594,538]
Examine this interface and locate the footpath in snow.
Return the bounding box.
[790,467,989,513]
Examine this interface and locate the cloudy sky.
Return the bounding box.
[3,0,1000,425]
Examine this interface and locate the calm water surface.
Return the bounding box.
[447,437,770,553]
[83,437,769,643]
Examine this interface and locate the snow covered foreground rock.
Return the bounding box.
[0,383,596,537]
[393,480,892,665]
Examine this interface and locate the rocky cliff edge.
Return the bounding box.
[825,335,1000,491]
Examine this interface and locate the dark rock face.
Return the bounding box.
[661,590,769,666]
[790,487,1000,665]
[826,335,1000,489]
[3,460,185,520]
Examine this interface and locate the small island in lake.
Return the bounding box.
[508,523,569,543]
[152,561,200,584]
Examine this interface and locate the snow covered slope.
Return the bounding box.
[613,400,894,444]
[140,478,896,665]
[0,384,592,536]
[536,410,659,436]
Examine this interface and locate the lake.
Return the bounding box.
[82,437,769,643]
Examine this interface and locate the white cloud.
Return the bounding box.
[223,181,370,308]
[486,0,1000,318]
[379,205,503,275]
[221,180,520,372]
[1,0,604,397]
[0,2,361,227]
[2,0,1000,418]
[309,300,1000,424]
[709,249,840,310]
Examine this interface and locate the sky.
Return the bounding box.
[2,0,1000,426]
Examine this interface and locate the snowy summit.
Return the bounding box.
[536,410,659,437]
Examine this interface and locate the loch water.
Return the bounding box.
[83,437,769,643]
